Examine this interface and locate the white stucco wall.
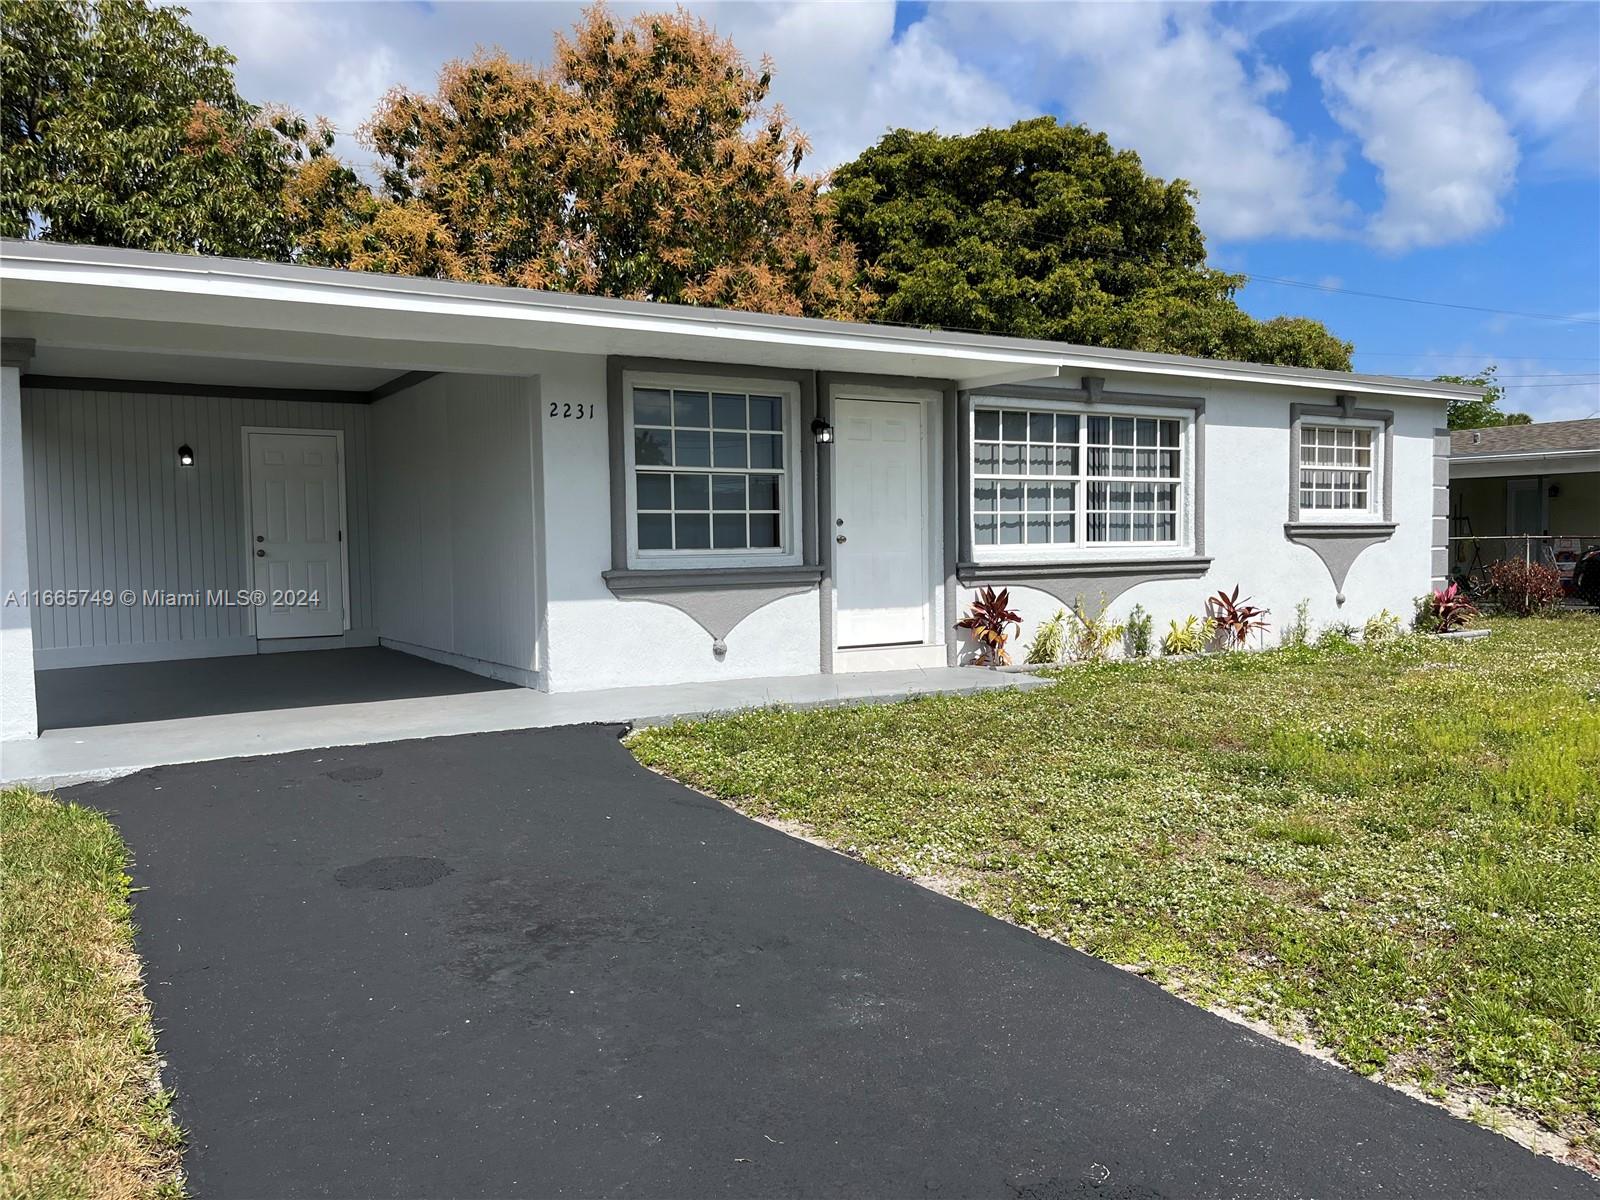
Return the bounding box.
[534,351,822,693]
[957,375,1446,658]
[370,373,540,685]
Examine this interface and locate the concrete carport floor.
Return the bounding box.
[69,727,1593,1199]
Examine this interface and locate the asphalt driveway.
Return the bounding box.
[72,726,1591,1199]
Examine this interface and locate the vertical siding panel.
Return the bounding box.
[21,391,43,651]
[43,392,64,650]
[26,387,377,664]
[70,391,91,650]
[100,391,119,646]
[141,391,160,644]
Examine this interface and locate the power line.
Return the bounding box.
[1242,274,1600,326]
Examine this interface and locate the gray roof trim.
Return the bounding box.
[0,238,1482,401]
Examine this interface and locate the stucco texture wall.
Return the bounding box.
[956,378,1446,659]
[534,351,822,693]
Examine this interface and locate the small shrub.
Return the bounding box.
[1207,585,1271,648]
[1125,604,1153,659]
[1069,595,1124,661]
[956,586,1021,665]
[1316,622,1359,648]
[1363,609,1402,646]
[1283,598,1312,648]
[1485,559,1563,616]
[1024,608,1068,665]
[1162,614,1213,656]
[1414,582,1477,633]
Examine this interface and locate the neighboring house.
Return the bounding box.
[0,240,1473,740]
[1448,420,1600,566]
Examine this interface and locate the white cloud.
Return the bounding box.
[920,3,1352,242]
[184,0,1020,175]
[1313,44,1518,252]
[1504,55,1599,176]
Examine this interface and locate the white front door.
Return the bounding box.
[833,397,928,647]
[1506,478,1544,536]
[248,430,346,639]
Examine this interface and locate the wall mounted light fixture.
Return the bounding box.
[810,418,834,445]
[177,444,195,467]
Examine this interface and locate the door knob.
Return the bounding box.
[836,534,847,544]
[255,534,264,543]
[256,549,266,557]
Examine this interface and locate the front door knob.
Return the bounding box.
[256,549,266,557]
[836,534,847,544]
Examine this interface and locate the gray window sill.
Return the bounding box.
[958,556,1212,581]
[1283,522,1397,537]
[603,565,824,593]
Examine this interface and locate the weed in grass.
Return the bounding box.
[1252,815,1340,847]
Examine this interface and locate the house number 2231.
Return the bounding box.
[549,402,596,420]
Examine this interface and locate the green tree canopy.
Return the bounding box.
[831,119,1353,369]
[1434,366,1532,429]
[1,0,328,256]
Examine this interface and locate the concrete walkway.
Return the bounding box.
[2,663,1048,789]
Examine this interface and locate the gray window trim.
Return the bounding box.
[606,356,819,573]
[958,376,1207,567]
[1285,397,1397,603]
[1288,397,1394,523]
[603,356,820,658]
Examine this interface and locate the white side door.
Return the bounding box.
[833,397,928,647]
[248,430,346,639]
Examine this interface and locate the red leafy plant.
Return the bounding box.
[957,586,1022,665]
[1485,559,1563,617]
[1206,585,1270,648]
[1416,582,1477,632]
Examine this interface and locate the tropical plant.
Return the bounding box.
[1316,622,1359,648]
[1125,604,1153,659]
[1414,582,1478,633]
[1069,596,1124,661]
[1485,559,1564,617]
[1024,608,1068,665]
[1161,614,1213,657]
[1282,598,1312,648]
[1362,609,1402,646]
[1206,586,1271,648]
[957,587,1022,666]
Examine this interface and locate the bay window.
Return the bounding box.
[971,403,1187,554]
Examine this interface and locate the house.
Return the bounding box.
[0,240,1474,742]
[1447,418,1600,586]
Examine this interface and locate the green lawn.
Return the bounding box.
[630,616,1600,1162]
[1,788,184,1200]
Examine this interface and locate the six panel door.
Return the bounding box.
[249,431,346,639]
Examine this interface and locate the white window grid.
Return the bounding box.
[633,385,787,554]
[1299,424,1374,513]
[972,406,1184,549]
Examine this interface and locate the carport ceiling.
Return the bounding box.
[24,344,406,394]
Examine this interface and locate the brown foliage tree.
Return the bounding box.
[291,6,867,318]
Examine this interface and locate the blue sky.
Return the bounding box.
[189,0,1600,420]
